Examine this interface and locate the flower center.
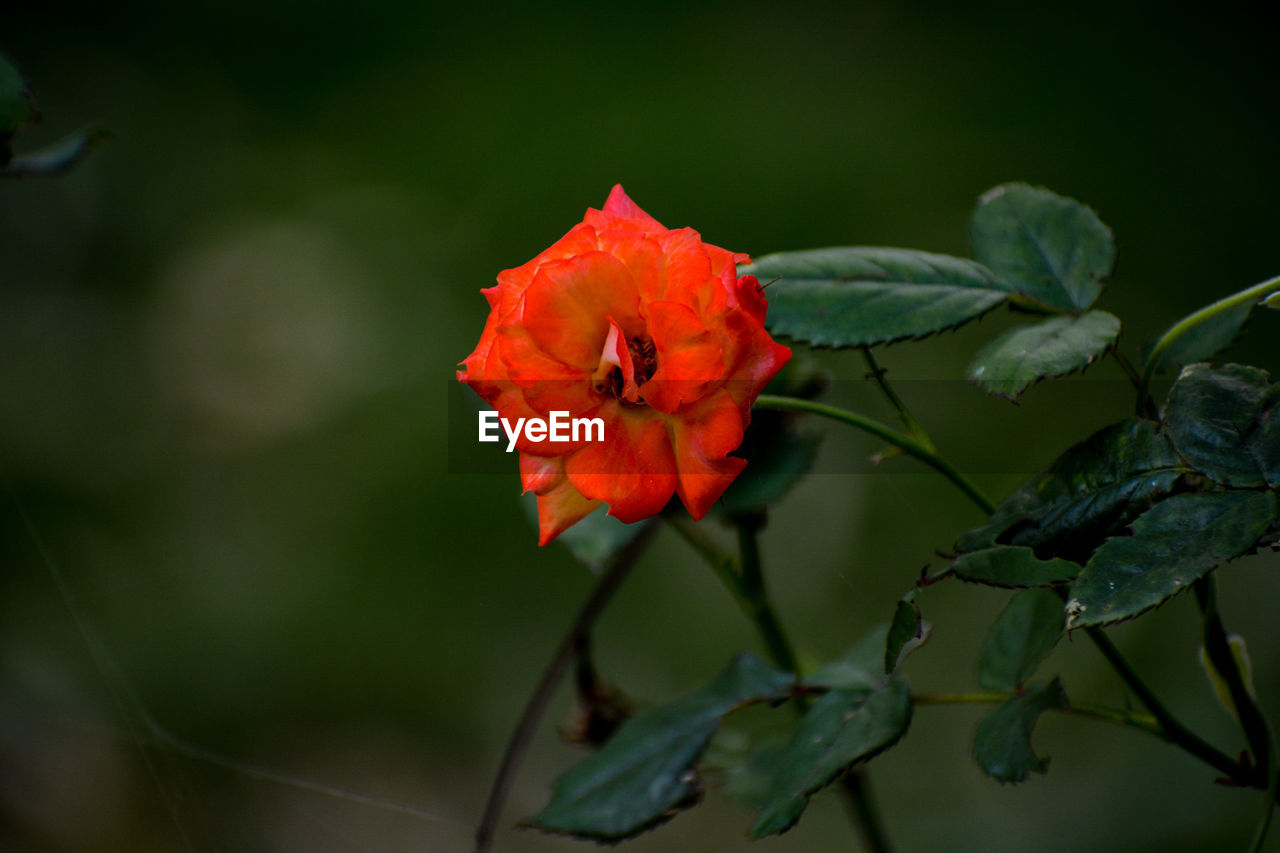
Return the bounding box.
[628,335,657,386]
[592,329,658,406]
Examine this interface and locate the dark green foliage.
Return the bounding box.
[967,310,1120,400]
[743,247,1010,348]
[885,598,927,674]
[979,589,1064,691]
[1164,364,1280,489]
[970,183,1115,313]
[1143,302,1255,373]
[952,546,1082,588]
[527,654,794,840]
[973,678,1068,783]
[955,419,1191,563]
[1067,491,1278,629]
[751,678,911,837]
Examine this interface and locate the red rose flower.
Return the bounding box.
[457,186,791,545]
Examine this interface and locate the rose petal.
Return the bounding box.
[643,300,724,413]
[589,184,665,232]
[536,478,605,546]
[566,404,677,523]
[668,391,747,519]
[593,316,642,403]
[520,453,564,495]
[523,252,641,369]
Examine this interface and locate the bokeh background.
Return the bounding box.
[2,2,1278,850]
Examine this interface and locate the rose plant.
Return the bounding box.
[463,184,1280,852]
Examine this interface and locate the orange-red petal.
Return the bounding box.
[565,404,677,523]
[523,252,640,370]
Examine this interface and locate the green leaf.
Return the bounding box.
[967,310,1121,400]
[805,624,892,692]
[527,653,794,840]
[970,183,1115,313]
[952,546,1082,588]
[751,677,911,837]
[956,419,1192,563]
[741,247,1011,348]
[709,730,792,811]
[1066,491,1278,629]
[520,493,645,571]
[973,678,1068,784]
[1264,291,1280,309]
[1143,301,1255,374]
[979,589,1065,691]
[1164,363,1280,489]
[884,598,929,674]
[1,124,111,178]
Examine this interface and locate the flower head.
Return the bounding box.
[458,186,791,544]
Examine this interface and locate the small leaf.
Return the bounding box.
[1199,634,1255,720]
[1264,291,1280,309]
[1143,301,1255,373]
[1164,363,1280,489]
[956,419,1192,563]
[1,124,111,178]
[952,546,1082,588]
[741,247,1011,348]
[527,653,794,841]
[968,310,1121,400]
[970,183,1115,313]
[751,677,911,837]
[979,589,1065,691]
[1066,491,1278,629]
[974,678,1068,784]
[520,493,645,571]
[884,599,929,674]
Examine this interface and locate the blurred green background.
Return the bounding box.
[2,2,1278,850]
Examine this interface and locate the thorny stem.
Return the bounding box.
[859,346,935,452]
[753,395,995,515]
[1136,274,1280,414]
[474,522,659,853]
[669,515,893,853]
[1195,576,1276,852]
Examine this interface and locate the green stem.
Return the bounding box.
[1195,576,1276,852]
[859,346,935,452]
[840,771,893,853]
[734,513,798,673]
[474,522,658,853]
[669,515,892,853]
[1136,274,1280,414]
[912,691,1164,738]
[753,394,994,515]
[1084,625,1250,784]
